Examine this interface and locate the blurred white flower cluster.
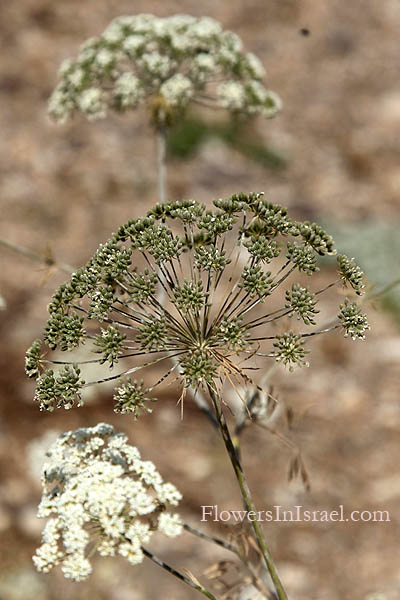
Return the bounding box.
[49,14,281,125]
[33,423,183,581]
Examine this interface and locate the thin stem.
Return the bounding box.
[184,523,273,598]
[157,126,167,204]
[207,386,288,600]
[142,546,220,600]
[0,237,75,274]
[183,523,238,555]
[367,278,400,301]
[82,352,183,387]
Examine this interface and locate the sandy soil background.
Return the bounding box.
[0,1,399,599]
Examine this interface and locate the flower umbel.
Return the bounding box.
[48,14,281,126]
[338,299,370,340]
[27,194,368,412]
[113,379,156,417]
[33,423,182,581]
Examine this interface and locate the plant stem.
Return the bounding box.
[367,278,400,302]
[157,126,167,204]
[0,237,75,274]
[142,546,220,600]
[207,385,288,600]
[183,522,238,555]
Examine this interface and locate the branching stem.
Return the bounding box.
[142,546,220,600]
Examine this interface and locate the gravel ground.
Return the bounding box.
[0,1,399,599]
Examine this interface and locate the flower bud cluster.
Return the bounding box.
[339,299,370,340]
[273,332,309,371]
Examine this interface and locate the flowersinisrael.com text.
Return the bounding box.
[200,505,390,523]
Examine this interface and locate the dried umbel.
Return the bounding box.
[48,14,281,126]
[33,423,182,581]
[26,193,369,415]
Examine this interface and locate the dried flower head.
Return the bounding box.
[33,423,182,581]
[48,14,281,126]
[27,193,368,414]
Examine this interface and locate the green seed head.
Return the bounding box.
[27,193,368,413]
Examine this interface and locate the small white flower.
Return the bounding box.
[78,87,107,120]
[48,87,74,124]
[97,538,117,556]
[152,18,167,37]
[245,52,266,80]
[100,514,126,538]
[261,90,282,118]
[122,34,146,55]
[42,518,61,544]
[217,81,246,110]
[114,72,144,108]
[33,424,182,581]
[160,73,193,107]
[118,544,144,566]
[156,482,182,506]
[95,48,114,68]
[67,68,85,89]
[167,14,196,29]
[126,521,151,545]
[217,46,238,67]
[33,543,62,573]
[107,433,129,448]
[63,524,89,553]
[170,33,192,52]
[37,494,58,518]
[140,52,173,80]
[191,16,222,38]
[157,512,183,537]
[194,53,216,72]
[58,59,73,77]
[79,37,99,55]
[129,490,157,515]
[223,31,243,52]
[102,22,124,44]
[130,14,158,33]
[247,80,268,104]
[61,553,92,581]
[87,436,105,451]
[122,445,141,463]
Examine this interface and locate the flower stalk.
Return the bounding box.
[142,546,220,600]
[208,385,288,600]
[156,126,167,204]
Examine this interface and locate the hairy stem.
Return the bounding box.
[142,546,220,600]
[207,385,288,600]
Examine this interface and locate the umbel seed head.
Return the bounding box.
[26,193,368,414]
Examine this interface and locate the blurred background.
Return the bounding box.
[0,1,399,599]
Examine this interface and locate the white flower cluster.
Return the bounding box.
[33,423,183,581]
[49,13,281,124]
